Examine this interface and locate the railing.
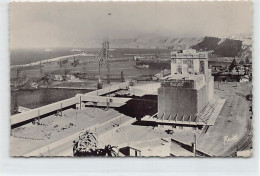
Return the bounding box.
[171,53,208,59]
[11,97,79,126]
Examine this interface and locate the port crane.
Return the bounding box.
[96,39,110,89]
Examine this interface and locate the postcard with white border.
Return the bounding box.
[9,1,253,157]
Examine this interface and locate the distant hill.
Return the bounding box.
[85,34,252,59]
[85,34,203,49]
[191,36,243,57]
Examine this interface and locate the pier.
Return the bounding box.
[11,81,131,128]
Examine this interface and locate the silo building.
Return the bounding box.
[142,49,219,128]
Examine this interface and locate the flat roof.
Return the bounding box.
[130,82,161,96]
[161,74,206,90]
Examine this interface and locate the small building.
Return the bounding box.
[66,74,76,79]
[240,75,250,83]
[117,138,206,157]
[53,75,63,81]
[231,66,245,75]
[118,138,171,157]
[133,55,146,61]
[30,81,39,89]
[118,146,141,156]
[66,74,79,82]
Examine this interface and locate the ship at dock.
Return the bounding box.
[135,57,170,69]
[133,64,149,69]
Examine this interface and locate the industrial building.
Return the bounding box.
[142,49,218,127]
[158,49,214,124]
[158,49,214,123]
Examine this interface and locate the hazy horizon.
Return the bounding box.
[10,2,252,49]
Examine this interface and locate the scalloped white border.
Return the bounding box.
[0,1,259,176]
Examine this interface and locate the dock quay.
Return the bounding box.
[11,81,131,128]
[39,86,95,90]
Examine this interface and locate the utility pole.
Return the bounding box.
[98,57,101,75]
[40,60,43,77]
[121,71,125,82]
[83,66,86,75]
[76,110,77,126]
[106,98,109,110]
[93,102,96,118]
[194,133,197,157]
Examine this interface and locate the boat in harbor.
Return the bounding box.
[19,81,39,90]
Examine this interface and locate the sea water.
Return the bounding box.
[10,89,92,115]
[10,47,168,115]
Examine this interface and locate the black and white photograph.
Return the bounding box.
[9,1,253,157]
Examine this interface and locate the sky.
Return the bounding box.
[10,1,252,48]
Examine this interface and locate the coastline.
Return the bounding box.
[10,53,97,69]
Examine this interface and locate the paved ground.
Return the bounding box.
[98,125,172,148]
[24,114,134,157]
[169,82,252,157]
[180,82,252,156]
[10,107,125,156]
[10,81,253,157]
